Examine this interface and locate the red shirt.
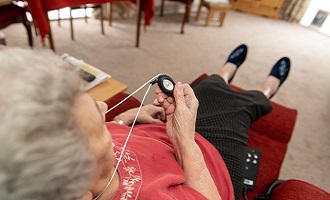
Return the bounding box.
[106,122,234,200]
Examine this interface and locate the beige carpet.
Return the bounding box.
[2,9,330,192]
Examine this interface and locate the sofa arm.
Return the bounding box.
[104,92,141,122]
[270,179,330,200]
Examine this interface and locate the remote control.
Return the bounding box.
[79,70,96,82]
[243,148,262,190]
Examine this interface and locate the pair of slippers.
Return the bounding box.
[226,44,291,98]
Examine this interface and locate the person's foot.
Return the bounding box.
[226,44,248,83]
[269,57,291,85]
[268,57,291,98]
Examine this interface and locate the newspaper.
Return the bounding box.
[62,54,111,90]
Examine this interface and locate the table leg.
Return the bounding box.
[135,0,141,48]
[109,3,113,26]
[100,6,105,34]
[57,10,61,27]
[70,8,75,40]
[46,13,56,52]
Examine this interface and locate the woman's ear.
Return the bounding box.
[81,191,93,200]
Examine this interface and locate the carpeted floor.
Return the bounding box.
[2,8,330,192]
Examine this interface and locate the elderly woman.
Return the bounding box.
[0,45,290,200]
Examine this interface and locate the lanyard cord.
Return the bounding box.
[93,74,159,200]
[105,73,161,114]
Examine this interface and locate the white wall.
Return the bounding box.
[300,0,330,36]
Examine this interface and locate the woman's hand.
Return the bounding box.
[115,104,166,125]
[154,83,221,200]
[154,82,199,165]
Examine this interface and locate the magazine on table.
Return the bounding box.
[62,54,111,90]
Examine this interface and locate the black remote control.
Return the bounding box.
[243,148,262,190]
[79,70,96,82]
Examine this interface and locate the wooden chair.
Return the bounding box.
[160,0,193,34]
[0,3,33,47]
[195,0,231,26]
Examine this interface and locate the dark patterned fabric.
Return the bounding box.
[192,74,272,200]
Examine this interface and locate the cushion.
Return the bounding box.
[271,179,330,200]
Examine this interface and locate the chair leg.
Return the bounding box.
[195,2,203,22]
[19,11,33,47]
[70,8,74,40]
[180,2,192,34]
[109,3,113,26]
[205,8,214,26]
[219,10,227,27]
[22,16,33,47]
[100,6,105,34]
[160,0,165,17]
[184,3,192,23]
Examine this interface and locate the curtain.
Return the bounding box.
[281,0,311,22]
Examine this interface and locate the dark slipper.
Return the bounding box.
[269,57,291,98]
[226,44,248,83]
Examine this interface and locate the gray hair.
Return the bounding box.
[0,46,96,200]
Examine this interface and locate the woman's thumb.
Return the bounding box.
[174,82,185,106]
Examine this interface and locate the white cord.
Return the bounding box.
[105,73,161,114]
[93,75,158,200]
